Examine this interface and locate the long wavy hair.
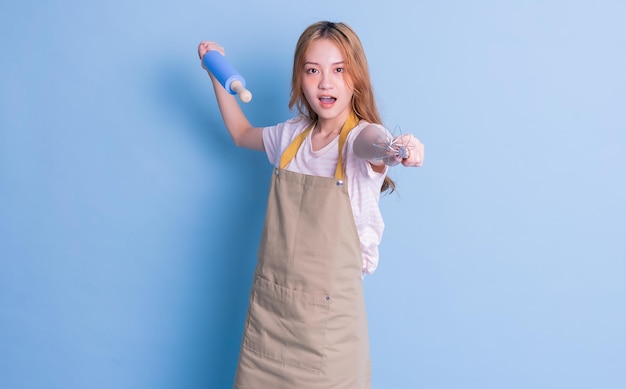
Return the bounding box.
[288,21,395,193]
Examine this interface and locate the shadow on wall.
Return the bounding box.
[152,56,274,387]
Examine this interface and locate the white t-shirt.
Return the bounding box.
[262,116,389,275]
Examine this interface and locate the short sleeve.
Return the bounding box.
[262,124,281,166]
[262,117,312,167]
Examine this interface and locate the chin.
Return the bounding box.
[317,107,350,120]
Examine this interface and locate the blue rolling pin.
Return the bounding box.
[203,50,252,103]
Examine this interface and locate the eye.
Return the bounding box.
[335,67,344,73]
[305,67,319,74]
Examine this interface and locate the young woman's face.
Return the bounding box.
[301,39,354,123]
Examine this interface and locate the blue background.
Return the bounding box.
[1,1,625,388]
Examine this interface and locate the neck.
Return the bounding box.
[315,123,341,137]
[315,112,351,136]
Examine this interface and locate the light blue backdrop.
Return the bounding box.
[1,1,624,388]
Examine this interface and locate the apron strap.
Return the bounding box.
[279,125,314,170]
[334,112,359,181]
[279,112,360,180]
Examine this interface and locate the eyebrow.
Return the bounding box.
[303,61,345,66]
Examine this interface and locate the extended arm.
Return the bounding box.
[353,125,424,168]
[198,41,264,151]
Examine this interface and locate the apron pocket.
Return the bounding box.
[243,276,330,372]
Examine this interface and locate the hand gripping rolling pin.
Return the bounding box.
[202,50,252,103]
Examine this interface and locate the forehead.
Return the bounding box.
[304,38,344,63]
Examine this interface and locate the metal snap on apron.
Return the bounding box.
[233,113,371,388]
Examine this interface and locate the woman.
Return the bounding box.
[198,21,424,388]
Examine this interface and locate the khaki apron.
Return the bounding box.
[233,114,371,388]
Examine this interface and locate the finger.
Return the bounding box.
[198,42,208,59]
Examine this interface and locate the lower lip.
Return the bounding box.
[319,99,336,108]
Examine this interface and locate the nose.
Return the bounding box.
[318,72,332,89]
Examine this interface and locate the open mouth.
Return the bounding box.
[319,96,337,104]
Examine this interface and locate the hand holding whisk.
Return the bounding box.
[354,126,424,167]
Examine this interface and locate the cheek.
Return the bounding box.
[301,76,316,89]
[301,79,317,97]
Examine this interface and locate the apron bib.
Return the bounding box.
[233,114,371,388]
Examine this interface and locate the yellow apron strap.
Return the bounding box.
[279,112,360,180]
[335,112,359,180]
[279,124,314,169]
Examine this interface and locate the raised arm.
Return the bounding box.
[198,41,265,151]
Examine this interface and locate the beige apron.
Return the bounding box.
[233,114,371,388]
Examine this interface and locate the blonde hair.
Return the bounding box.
[288,21,395,193]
